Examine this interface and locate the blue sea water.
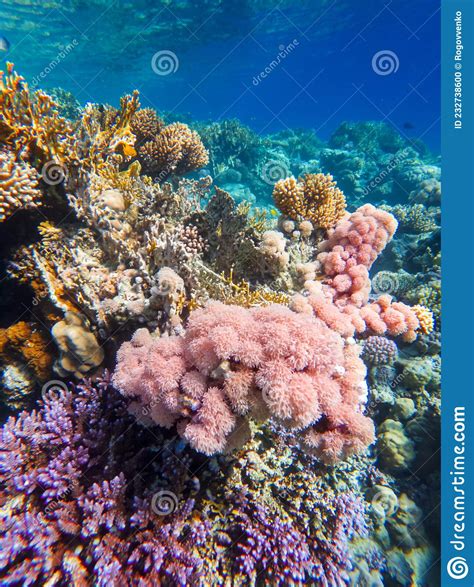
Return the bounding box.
[1,0,440,150]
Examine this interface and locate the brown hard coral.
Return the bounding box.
[0,321,53,381]
[273,173,346,229]
[130,107,164,145]
[51,312,104,378]
[139,122,209,179]
[0,150,42,221]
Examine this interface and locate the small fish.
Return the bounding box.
[403,121,415,130]
[121,143,137,157]
[0,36,10,53]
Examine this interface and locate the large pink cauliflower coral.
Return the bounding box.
[113,302,375,464]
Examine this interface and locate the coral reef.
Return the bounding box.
[0,379,208,586]
[0,322,53,409]
[315,204,398,306]
[0,63,76,165]
[376,419,416,474]
[273,173,346,228]
[0,378,377,586]
[130,107,164,145]
[51,312,104,377]
[139,122,209,179]
[0,64,441,586]
[362,336,398,366]
[0,150,42,221]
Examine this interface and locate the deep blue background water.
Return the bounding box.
[1,0,440,150]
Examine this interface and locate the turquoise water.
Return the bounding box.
[1,0,440,148]
[0,1,441,586]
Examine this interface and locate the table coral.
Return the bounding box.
[113,301,374,464]
[0,150,42,221]
[273,173,346,229]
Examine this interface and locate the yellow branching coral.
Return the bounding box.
[139,122,209,178]
[221,273,290,307]
[80,91,140,172]
[38,221,64,243]
[406,282,441,325]
[0,150,42,221]
[273,173,346,229]
[197,265,290,308]
[100,160,149,205]
[0,63,76,165]
[237,202,272,234]
[412,305,434,334]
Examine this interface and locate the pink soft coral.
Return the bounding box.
[316,204,397,306]
[295,204,422,342]
[113,302,374,464]
[293,283,421,343]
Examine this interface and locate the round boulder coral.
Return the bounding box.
[362,336,398,366]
